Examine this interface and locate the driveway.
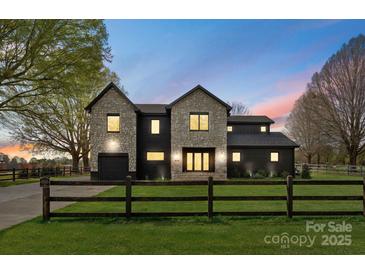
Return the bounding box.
[0,176,112,230]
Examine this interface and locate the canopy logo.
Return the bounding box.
[264,232,316,249]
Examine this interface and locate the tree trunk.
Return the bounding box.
[349,151,358,165]
[307,154,312,164]
[317,153,320,165]
[82,155,90,171]
[71,155,80,172]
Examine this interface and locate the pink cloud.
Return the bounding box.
[251,91,303,120]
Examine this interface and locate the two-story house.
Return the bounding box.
[85,82,298,180]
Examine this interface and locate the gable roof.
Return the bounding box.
[85,82,139,112]
[166,85,232,111]
[228,115,274,124]
[135,104,167,114]
[228,132,299,147]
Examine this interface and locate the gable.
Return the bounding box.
[166,85,232,111]
[85,82,139,112]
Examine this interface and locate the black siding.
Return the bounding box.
[227,147,295,177]
[137,114,171,179]
[228,123,270,134]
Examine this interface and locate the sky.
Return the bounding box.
[2,19,365,160]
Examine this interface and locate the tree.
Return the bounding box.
[4,68,120,171]
[227,101,250,115]
[0,20,111,114]
[285,91,324,164]
[307,35,365,165]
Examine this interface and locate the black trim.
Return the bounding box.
[85,82,139,112]
[182,148,215,172]
[189,112,209,131]
[107,113,120,133]
[166,85,232,111]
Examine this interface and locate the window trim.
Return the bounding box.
[146,151,165,161]
[189,112,209,131]
[232,152,241,162]
[151,119,160,134]
[182,148,215,172]
[107,113,120,133]
[270,152,279,162]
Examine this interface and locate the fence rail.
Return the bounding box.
[0,166,89,183]
[40,176,365,220]
[296,163,365,176]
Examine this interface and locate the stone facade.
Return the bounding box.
[89,87,137,173]
[170,88,227,180]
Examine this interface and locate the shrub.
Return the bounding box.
[280,170,289,179]
[256,169,268,177]
[301,164,311,179]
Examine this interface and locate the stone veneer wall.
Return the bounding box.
[89,88,137,173]
[171,89,227,180]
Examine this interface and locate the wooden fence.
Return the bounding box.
[0,166,88,183]
[40,176,365,221]
[295,163,365,176]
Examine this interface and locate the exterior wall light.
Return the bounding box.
[107,139,119,151]
[173,152,180,162]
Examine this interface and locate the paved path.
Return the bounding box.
[0,176,112,230]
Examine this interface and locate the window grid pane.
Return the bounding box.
[151,120,160,134]
[187,153,193,171]
[107,116,120,132]
[199,115,209,130]
[190,115,199,130]
[147,152,164,161]
[227,126,233,132]
[203,153,209,171]
[194,153,202,171]
[260,126,267,132]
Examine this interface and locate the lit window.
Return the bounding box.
[232,152,240,162]
[147,152,164,161]
[227,126,233,132]
[184,150,213,172]
[260,126,267,132]
[203,153,209,171]
[107,114,120,132]
[270,152,279,162]
[151,120,160,134]
[187,153,193,171]
[200,115,209,130]
[190,113,209,131]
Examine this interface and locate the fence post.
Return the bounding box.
[63,166,66,176]
[363,177,365,217]
[12,168,15,182]
[69,167,72,176]
[208,176,213,220]
[126,176,132,219]
[40,177,50,221]
[286,175,293,218]
[26,168,29,179]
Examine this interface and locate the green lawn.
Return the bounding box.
[0,173,364,254]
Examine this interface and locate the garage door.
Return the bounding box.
[98,153,129,180]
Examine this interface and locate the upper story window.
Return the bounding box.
[151,120,160,134]
[190,113,209,131]
[270,152,279,162]
[227,126,233,132]
[260,126,267,133]
[107,114,120,133]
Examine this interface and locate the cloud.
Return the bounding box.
[0,144,33,161]
[251,90,303,121]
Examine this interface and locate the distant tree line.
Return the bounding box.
[286,35,365,165]
[0,152,72,169]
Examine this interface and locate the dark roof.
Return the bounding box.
[85,82,139,112]
[228,132,299,147]
[228,115,274,124]
[166,85,232,111]
[135,104,167,114]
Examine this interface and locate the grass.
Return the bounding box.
[0,175,86,187]
[0,172,364,254]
